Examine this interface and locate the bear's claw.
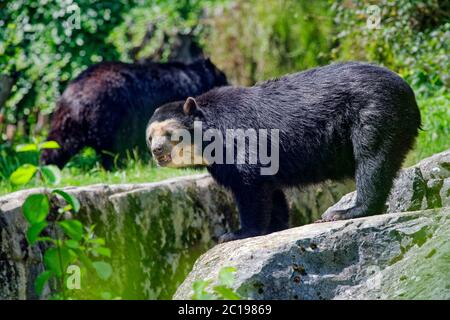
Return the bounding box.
[316,209,348,223]
[218,230,261,243]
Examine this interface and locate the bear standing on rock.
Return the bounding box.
[42,58,227,169]
[146,62,421,243]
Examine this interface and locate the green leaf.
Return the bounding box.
[52,190,80,213]
[16,143,38,153]
[213,285,241,300]
[77,251,93,269]
[10,164,37,185]
[92,261,113,280]
[58,220,83,241]
[39,141,60,150]
[64,239,80,249]
[88,238,105,246]
[93,247,111,258]
[27,221,48,245]
[218,266,236,287]
[44,247,77,277]
[41,165,61,185]
[22,194,49,224]
[35,236,56,244]
[192,280,215,300]
[35,270,53,296]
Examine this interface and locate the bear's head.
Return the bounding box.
[146,97,207,168]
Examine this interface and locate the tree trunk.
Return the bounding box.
[0,74,14,109]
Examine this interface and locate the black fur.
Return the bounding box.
[42,58,227,169]
[149,62,421,242]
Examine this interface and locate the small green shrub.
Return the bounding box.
[203,0,333,85]
[10,141,113,299]
[331,0,449,94]
[191,266,243,300]
[406,90,450,165]
[0,143,38,181]
[65,147,101,172]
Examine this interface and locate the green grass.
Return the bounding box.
[405,90,450,166]
[0,90,448,196]
[0,162,202,196]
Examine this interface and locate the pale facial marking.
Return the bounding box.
[147,119,204,167]
[146,119,183,141]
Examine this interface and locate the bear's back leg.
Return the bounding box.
[321,118,417,221]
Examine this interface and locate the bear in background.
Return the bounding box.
[42,58,227,169]
[146,62,421,243]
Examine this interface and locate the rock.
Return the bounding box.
[174,207,450,300]
[0,173,351,299]
[323,149,450,219]
[0,174,238,299]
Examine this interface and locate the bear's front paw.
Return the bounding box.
[316,209,347,223]
[218,230,261,243]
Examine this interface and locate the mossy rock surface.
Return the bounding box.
[175,208,449,300]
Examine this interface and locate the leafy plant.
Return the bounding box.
[203,0,333,85]
[191,266,243,300]
[10,140,112,299]
[330,0,449,94]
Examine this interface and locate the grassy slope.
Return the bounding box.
[405,91,450,166]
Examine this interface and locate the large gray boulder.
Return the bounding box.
[174,208,449,300]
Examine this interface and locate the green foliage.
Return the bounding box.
[10,163,37,186]
[34,270,53,296]
[65,147,100,171]
[0,0,222,143]
[0,0,135,134]
[92,261,113,280]
[22,193,49,224]
[331,0,449,95]
[0,143,38,181]
[203,0,333,85]
[9,141,113,299]
[41,165,61,185]
[2,0,448,170]
[27,221,48,245]
[405,90,450,165]
[109,0,223,62]
[191,266,243,300]
[53,189,80,212]
[58,220,84,241]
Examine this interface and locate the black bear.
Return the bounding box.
[42,58,227,169]
[146,62,421,243]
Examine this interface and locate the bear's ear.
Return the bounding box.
[183,97,199,116]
